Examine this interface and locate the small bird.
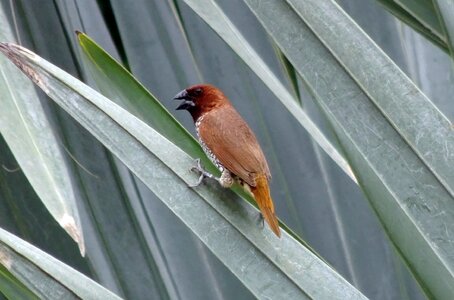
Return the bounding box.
[174,84,281,237]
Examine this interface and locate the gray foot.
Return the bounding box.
[189,158,216,187]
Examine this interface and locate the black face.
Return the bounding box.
[174,87,203,111]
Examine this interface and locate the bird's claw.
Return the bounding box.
[190,158,202,173]
[188,173,205,187]
[189,158,213,187]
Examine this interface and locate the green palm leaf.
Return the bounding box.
[242,0,453,298]
[0,227,121,299]
[0,4,84,255]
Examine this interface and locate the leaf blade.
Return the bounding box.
[374,0,449,53]
[285,0,454,199]
[240,0,454,297]
[0,227,121,300]
[0,6,84,255]
[432,0,454,59]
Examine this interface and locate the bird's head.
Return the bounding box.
[173,84,229,121]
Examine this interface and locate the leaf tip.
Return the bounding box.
[60,214,86,257]
[0,43,36,59]
[0,42,12,55]
[0,43,51,93]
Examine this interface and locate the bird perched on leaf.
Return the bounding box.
[174,84,281,237]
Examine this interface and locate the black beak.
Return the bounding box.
[173,89,195,110]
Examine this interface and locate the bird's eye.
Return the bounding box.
[193,88,203,96]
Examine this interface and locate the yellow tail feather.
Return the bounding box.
[251,175,281,237]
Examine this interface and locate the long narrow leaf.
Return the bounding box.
[0,227,121,299]
[393,0,444,40]
[432,0,454,59]
[0,264,38,300]
[240,0,454,298]
[374,0,448,53]
[0,43,367,300]
[0,5,84,255]
[285,0,454,199]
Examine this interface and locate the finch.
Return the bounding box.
[174,84,281,237]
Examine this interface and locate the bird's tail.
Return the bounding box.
[251,175,281,237]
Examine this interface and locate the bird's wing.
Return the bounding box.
[198,106,270,186]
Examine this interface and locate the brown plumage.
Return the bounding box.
[174,84,281,237]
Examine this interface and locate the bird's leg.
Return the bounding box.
[189,158,234,188]
[189,158,216,187]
